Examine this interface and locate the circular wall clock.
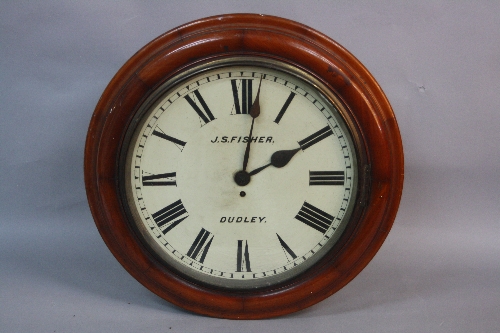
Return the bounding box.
[85,14,403,319]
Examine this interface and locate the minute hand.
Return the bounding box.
[242,76,263,171]
[248,148,301,176]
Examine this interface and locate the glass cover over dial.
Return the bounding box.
[124,60,358,288]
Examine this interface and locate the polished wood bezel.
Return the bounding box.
[84,14,403,319]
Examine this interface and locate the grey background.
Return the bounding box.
[1,1,499,332]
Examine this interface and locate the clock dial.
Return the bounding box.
[124,62,358,288]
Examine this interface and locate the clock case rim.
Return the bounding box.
[120,57,362,290]
[84,13,404,319]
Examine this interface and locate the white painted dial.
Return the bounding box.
[124,61,357,288]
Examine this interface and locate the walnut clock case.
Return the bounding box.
[84,14,403,319]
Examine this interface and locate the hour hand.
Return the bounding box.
[248,148,301,176]
[270,148,301,168]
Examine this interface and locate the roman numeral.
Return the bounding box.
[309,171,345,186]
[187,228,214,263]
[184,89,215,124]
[152,128,186,150]
[295,201,334,233]
[276,234,297,261]
[298,126,333,150]
[274,92,296,124]
[236,240,251,272]
[151,199,188,234]
[231,79,253,114]
[142,172,176,186]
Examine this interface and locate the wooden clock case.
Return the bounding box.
[84,14,404,319]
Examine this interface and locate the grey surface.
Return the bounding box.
[1,1,499,332]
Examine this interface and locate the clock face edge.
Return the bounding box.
[121,57,364,289]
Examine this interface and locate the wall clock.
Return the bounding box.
[84,14,403,319]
